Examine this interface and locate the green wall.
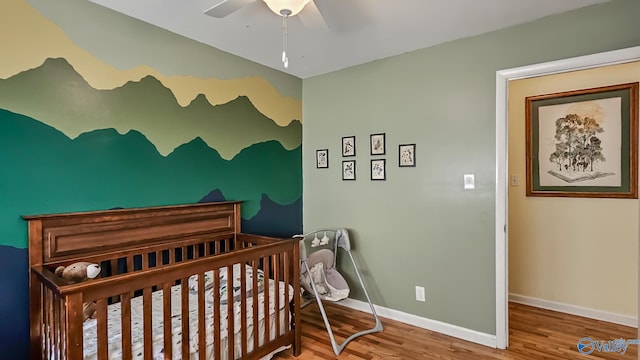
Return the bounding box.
[302,0,640,335]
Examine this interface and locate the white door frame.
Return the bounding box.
[495,45,640,349]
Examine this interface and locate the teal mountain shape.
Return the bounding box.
[0,57,301,159]
[0,109,301,249]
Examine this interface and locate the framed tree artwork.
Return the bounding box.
[526,82,638,198]
[342,136,356,157]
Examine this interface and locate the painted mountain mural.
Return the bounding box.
[0,57,301,358]
[0,57,302,159]
[0,56,303,249]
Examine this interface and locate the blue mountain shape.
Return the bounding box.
[198,191,302,238]
[0,246,29,359]
[242,194,303,238]
[199,189,227,203]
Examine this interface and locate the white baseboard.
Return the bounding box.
[509,293,638,328]
[337,298,497,348]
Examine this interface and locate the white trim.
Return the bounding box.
[509,293,638,328]
[495,69,508,350]
[495,45,640,350]
[338,298,497,348]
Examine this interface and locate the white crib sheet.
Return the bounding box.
[82,279,293,360]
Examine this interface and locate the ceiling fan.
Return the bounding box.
[204,0,365,31]
[204,0,367,68]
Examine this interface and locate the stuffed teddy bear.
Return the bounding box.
[55,262,101,284]
[55,262,101,321]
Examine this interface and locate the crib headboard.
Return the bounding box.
[24,201,242,269]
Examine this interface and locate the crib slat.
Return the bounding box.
[240,263,248,357]
[51,290,59,359]
[96,298,108,359]
[159,283,171,359]
[66,293,84,359]
[53,294,60,360]
[121,292,133,360]
[142,252,149,270]
[44,289,51,358]
[62,295,68,359]
[213,268,221,359]
[181,277,190,358]
[227,264,235,360]
[283,251,291,333]
[252,261,259,353]
[143,287,152,359]
[273,253,281,336]
[293,242,302,356]
[197,272,206,360]
[263,257,271,344]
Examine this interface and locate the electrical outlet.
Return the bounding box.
[415,286,426,302]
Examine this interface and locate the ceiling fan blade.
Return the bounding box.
[312,0,370,32]
[297,1,330,32]
[204,0,256,18]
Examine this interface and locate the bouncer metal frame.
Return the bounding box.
[294,228,383,356]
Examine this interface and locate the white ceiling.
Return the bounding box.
[87,0,610,79]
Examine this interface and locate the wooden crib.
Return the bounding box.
[26,201,301,359]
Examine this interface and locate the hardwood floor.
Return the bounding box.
[274,302,638,359]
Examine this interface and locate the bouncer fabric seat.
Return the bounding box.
[300,248,350,302]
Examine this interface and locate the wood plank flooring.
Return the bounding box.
[274,302,638,359]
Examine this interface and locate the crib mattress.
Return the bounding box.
[82,280,293,360]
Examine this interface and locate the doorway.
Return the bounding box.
[495,46,640,349]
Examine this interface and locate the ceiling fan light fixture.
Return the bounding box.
[262,0,311,17]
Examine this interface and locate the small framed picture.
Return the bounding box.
[342,160,356,180]
[399,144,416,167]
[342,136,356,157]
[316,149,328,168]
[371,159,386,180]
[370,133,386,155]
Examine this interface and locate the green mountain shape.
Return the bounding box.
[0,109,301,249]
[0,57,301,159]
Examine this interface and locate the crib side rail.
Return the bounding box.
[31,237,300,360]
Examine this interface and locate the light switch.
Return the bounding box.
[464,174,475,189]
[510,175,520,187]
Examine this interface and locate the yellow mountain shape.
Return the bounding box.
[0,0,301,127]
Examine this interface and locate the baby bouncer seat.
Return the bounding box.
[294,229,383,355]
